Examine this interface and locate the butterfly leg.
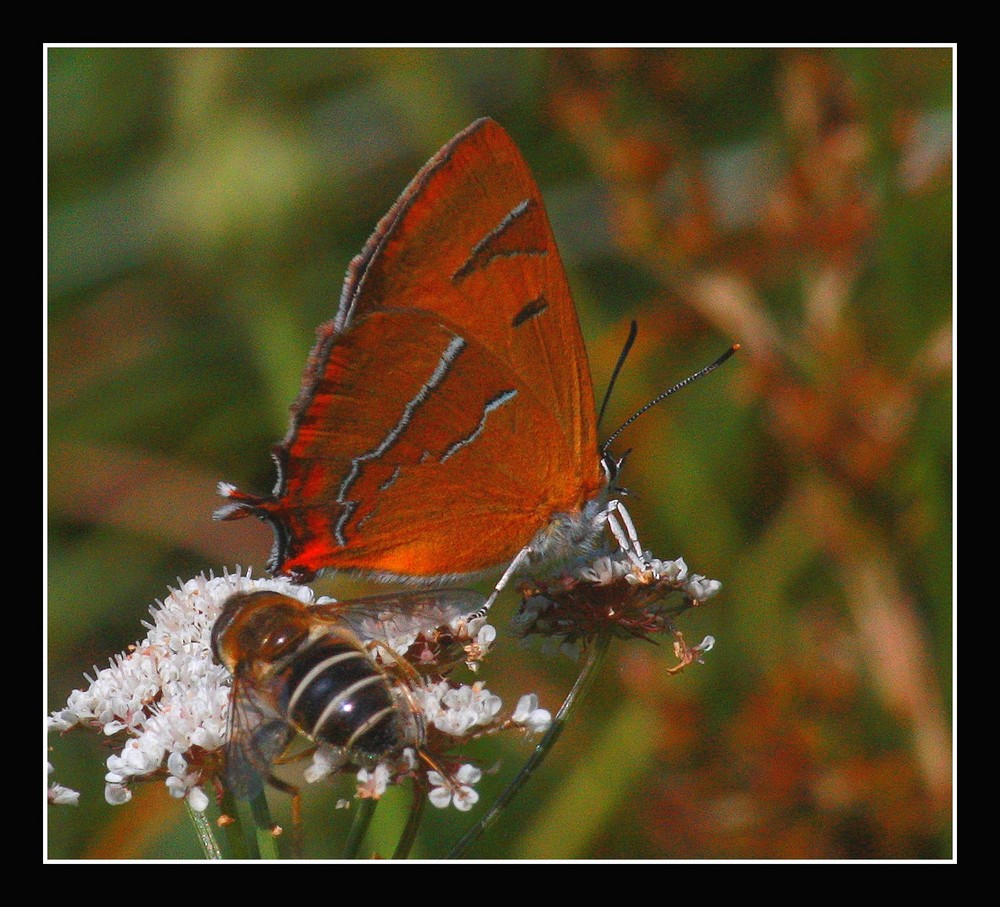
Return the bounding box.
[474,545,533,617]
[604,499,650,571]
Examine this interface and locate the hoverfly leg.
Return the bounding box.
[272,742,318,766]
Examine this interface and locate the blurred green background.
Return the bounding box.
[46,46,953,860]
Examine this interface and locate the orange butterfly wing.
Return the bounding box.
[218,119,604,582]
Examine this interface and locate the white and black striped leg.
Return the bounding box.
[471,544,534,619]
[604,499,649,570]
[613,500,645,563]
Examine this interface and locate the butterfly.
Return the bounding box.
[216,118,645,602]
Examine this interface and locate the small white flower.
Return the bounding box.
[165,776,188,799]
[47,763,80,806]
[356,763,391,799]
[684,575,722,601]
[47,711,77,733]
[512,694,552,734]
[186,786,209,812]
[578,554,625,584]
[104,783,132,805]
[475,622,497,653]
[48,783,80,806]
[304,746,347,784]
[659,557,689,584]
[427,763,481,811]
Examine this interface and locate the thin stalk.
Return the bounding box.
[341,796,377,859]
[186,800,223,860]
[218,790,251,859]
[249,791,283,859]
[446,630,613,858]
[392,777,428,860]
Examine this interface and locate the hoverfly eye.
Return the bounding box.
[266,629,293,651]
[256,622,308,659]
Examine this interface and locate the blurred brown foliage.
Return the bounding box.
[540,48,951,860]
[47,46,952,860]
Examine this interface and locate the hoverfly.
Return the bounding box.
[211,587,486,831]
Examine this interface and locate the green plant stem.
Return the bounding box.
[186,800,223,860]
[342,797,377,859]
[445,630,613,858]
[249,792,283,859]
[392,778,428,860]
[219,790,251,858]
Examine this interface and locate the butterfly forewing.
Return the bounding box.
[218,119,605,582]
[270,308,585,579]
[338,119,597,462]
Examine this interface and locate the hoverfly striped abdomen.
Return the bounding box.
[281,633,411,766]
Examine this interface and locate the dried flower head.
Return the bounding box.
[513,549,721,656]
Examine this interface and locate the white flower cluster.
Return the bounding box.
[410,687,551,811]
[47,569,312,810]
[354,607,496,667]
[576,551,722,601]
[417,691,553,810]
[48,569,551,814]
[416,680,503,736]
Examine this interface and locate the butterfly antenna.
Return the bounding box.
[597,320,639,430]
[601,343,741,454]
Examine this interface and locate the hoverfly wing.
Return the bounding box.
[312,589,487,647]
[222,671,295,801]
[225,720,295,801]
